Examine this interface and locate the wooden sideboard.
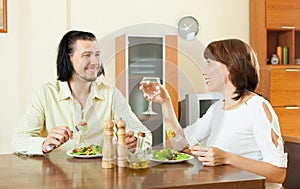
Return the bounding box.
[250,0,300,137]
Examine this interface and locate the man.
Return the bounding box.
[11,30,152,155]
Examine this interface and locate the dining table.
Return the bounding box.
[0,151,265,189]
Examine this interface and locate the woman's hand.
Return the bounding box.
[189,145,229,166]
[42,126,73,153]
[139,82,169,104]
[126,131,137,153]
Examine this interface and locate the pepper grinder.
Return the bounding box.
[116,118,127,167]
[102,120,115,168]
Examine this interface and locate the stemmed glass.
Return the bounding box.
[141,77,160,115]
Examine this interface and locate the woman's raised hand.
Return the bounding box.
[139,82,169,104]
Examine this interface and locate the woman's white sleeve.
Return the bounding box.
[252,100,287,168]
[183,105,214,146]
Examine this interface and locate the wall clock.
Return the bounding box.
[177,16,199,40]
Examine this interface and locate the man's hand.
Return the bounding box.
[126,131,137,153]
[42,126,73,153]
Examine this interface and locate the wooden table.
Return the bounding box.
[0,152,265,189]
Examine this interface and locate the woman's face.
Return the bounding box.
[70,39,101,82]
[202,58,229,92]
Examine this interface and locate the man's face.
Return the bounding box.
[70,39,101,82]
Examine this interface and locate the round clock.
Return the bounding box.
[177,16,199,40]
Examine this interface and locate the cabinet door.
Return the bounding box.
[274,107,300,137]
[116,35,178,116]
[266,0,299,29]
[270,68,300,106]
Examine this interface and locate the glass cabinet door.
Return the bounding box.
[128,36,164,146]
[115,34,178,147]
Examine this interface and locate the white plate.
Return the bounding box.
[66,150,102,159]
[146,153,194,163]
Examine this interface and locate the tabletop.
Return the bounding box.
[0,152,265,189]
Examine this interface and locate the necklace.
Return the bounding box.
[223,99,243,110]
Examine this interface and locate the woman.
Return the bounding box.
[143,39,287,189]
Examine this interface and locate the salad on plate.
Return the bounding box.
[148,148,193,163]
[66,144,102,158]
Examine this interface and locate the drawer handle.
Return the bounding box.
[285,68,299,72]
[285,106,300,110]
[281,26,295,29]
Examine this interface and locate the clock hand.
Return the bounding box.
[188,21,195,28]
[180,23,189,31]
[180,27,188,31]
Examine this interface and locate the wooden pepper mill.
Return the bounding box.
[116,118,127,167]
[102,120,115,168]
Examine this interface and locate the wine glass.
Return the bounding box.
[141,77,160,115]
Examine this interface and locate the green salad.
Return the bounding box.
[152,148,189,161]
[71,144,102,156]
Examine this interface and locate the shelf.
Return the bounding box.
[267,30,294,65]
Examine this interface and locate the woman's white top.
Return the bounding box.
[184,95,287,189]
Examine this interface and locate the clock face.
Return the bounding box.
[177,16,199,40]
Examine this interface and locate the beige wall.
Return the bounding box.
[0,0,249,153]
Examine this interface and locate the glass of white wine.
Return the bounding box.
[141,77,160,115]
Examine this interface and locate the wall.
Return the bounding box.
[0,0,249,153]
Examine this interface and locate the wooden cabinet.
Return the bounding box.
[115,34,178,146]
[250,0,300,137]
[260,66,300,136]
[274,107,300,136]
[251,0,300,68]
[266,0,300,29]
[269,67,300,106]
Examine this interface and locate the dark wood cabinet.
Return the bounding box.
[283,136,300,189]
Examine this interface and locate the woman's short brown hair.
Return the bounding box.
[204,39,259,100]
